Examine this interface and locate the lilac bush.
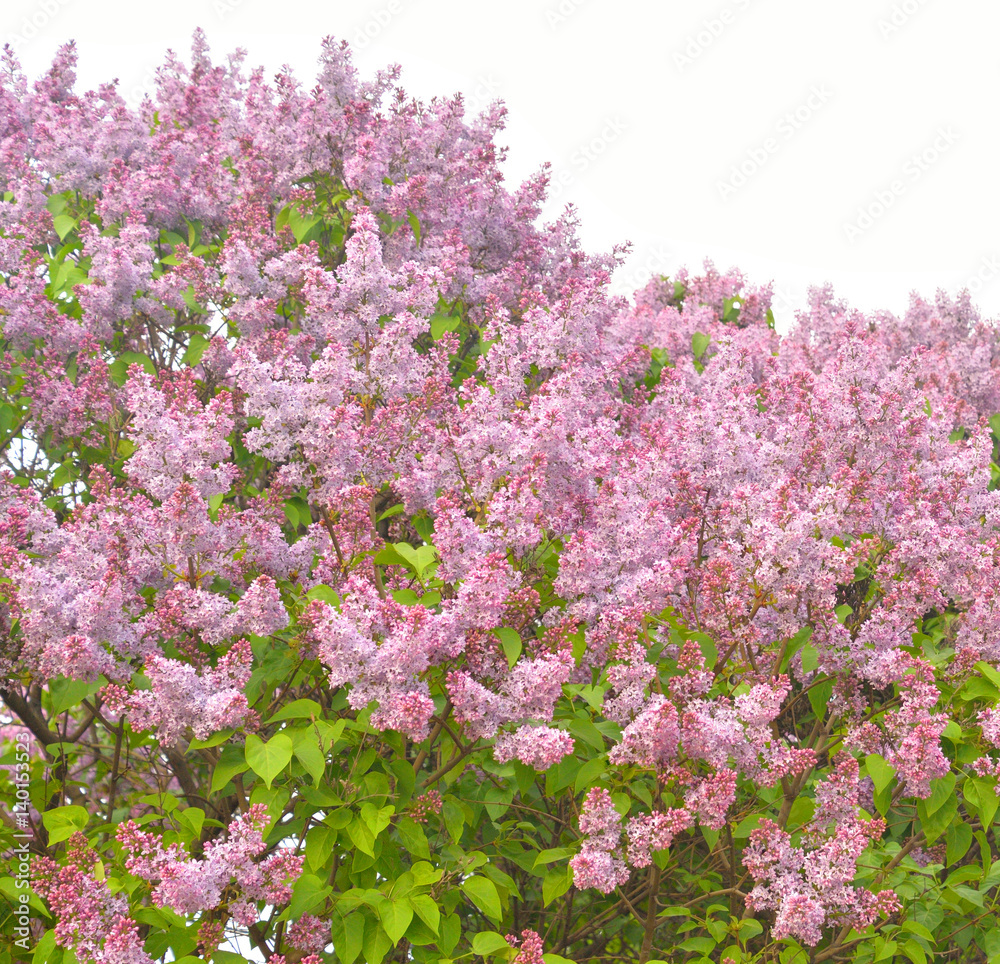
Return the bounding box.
[0,29,999,964]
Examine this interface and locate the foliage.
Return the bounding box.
[0,30,999,964]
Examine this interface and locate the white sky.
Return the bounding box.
[4,0,998,334]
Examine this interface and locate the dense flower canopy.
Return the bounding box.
[1,29,1000,964]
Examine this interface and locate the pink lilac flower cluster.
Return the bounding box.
[4,32,1000,949]
[116,803,303,923]
[493,723,576,769]
[408,789,443,823]
[102,637,256,746]
[568,788,631,894]
[880,657,950,797]
[506,929,545,964]
[625,808,693,868]
[33,833,152,964]
[4,35,996,772]
[743,757,900,945]
[286,914,329,954]
[974,706,1000,776]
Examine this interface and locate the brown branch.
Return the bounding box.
[0,686,59,746]
[163,746,201,803]
[412,701,452,774]
[105,719,125,824]
[639,865,662,963]
[419,738,478,788]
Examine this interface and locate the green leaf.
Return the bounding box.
[361,802,394,838]
[287,873,332,918]
[900,921,935,942]
[924,772,957,817]
[210,744,249,793]
[786,796,815,828]
[430,310,461,340]
[411,861,443,885]
[917,790,959,843]
[977,660,1000,688]
[967,776,998,827]
[960,671,1000,702]
[534,847,576,869]
[188,728,233,751]
[733,814,762,838]
[46,193,68,215]
[410,893,440,934]
[567,718,605,753]
[42,805,89,845]
[461,876,502,922]
[244,732,293,789]
[377,503,406,522]
[807,678,833,719]
[392,542,439,582]
[542,868,571,906]
[283,496,312,528]
[495,627,522,668]
[120,351,158,376]
[288,207,322,243]
[267,698,323,722]
[182,333,210,366]
[442,798,465,842]
[574,756,607,793]
[800,642,819,673]
[48,675,103,716]
[52,214,77,240]
[347,817,376,857]
[473,931,509,956]
[866,753,896,796]
[396,815,431,860]
[363,915,393,964]
[182,285,208,315]
[138,791,178,812]
[33,930,57,964]
[835,603,853,623]
[483,784,513,821]
[176,807,205,841]
[291,728,326,784]
[379,898,414,944]
[679,937,717,953]
[306,583,340,605]
[946,820,973,865]
[340,912,365,964]
[407,210,421,245]
[691,331,711,360]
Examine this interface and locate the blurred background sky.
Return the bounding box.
[4,0,997,334]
